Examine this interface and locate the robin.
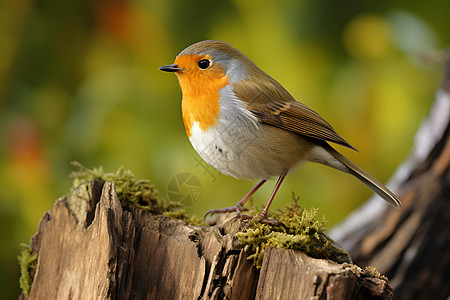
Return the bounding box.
[160,40,401,225]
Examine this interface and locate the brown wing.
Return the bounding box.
[233,77,357,151]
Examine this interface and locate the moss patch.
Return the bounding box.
[362,265,388,281]
[342,263,388,281]
[18,243,37,296]
[70,162,205,226]
[162,210,204,226]
[236,194,351,269]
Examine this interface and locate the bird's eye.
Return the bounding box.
[198,59,211,69]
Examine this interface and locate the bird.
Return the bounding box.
[159,40,401,225]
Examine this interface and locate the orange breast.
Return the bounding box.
[175,54,229,137]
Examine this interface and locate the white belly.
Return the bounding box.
[189,120,313,180]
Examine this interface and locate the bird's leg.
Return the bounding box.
[204,179,267,218]
[236,175,286,226]
[257,175,285,226]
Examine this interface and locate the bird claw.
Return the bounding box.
[231,214,252,224]
[204,203,244,219]
[258,217,286,229]
[231,213,286,229]
[203,202,285,229]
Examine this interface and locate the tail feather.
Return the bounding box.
[325,146,402,208]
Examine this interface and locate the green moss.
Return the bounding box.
[163,210,205,226]
[18,243,37,296]
[362,265,388,281]
[70,162,163,213]
[70,162,205,226]
[236,194,351,269]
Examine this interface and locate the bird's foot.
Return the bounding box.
[204,203,244,219]
[232,212,286,229]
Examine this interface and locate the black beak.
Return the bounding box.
[159,64,185,72]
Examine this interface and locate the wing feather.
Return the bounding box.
[233,77,357,151]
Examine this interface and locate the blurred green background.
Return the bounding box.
[1,0,449,297]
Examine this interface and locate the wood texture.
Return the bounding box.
[257,247,392,300]
[22,180,392,299]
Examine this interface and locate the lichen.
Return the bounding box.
[70,162,205,226]
[18,243,37,296]
[362,265,388,281]
[342,263,388,281]
[236,194,351,269]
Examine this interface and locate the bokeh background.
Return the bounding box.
[1,0,449,297]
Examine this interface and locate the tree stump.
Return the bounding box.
[20,180,392,299]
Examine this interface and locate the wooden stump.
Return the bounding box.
[21,180,392,299]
